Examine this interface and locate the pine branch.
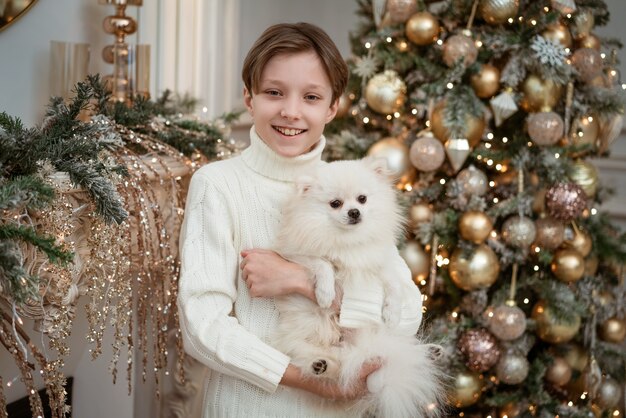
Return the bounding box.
[0,224,72,265]
[0,176,55,211]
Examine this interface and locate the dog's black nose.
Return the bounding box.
[348,208,360,219]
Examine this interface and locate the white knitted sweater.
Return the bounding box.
[178,127,423,418]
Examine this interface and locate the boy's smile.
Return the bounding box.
[244,51,338,158]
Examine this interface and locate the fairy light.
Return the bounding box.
[544,6,549,12]
[534,265,540,271]
[439,178,446,185]
[566,13,572,18]
[386,36,392,43]
[363,117,370,124]
[475,40,483,47]
[394,111,401,118]
[487,159,494,166]
[527,141,533,147]
[447,82,454,89]
[489,181,495,187]
[387,115,393,120]
[485,143,492,149]
[405,183,413,191]
[502,137,508,143]
[613,411,620,416]
[591,208,598,215]
[420,279,427,286]
[530,19,537,25]
[436,39,443,45]
[487,132,494,140]
[496,164,502,170]
[535,246,541,253]
[493,197,499,203]
[555,153,560,158]
[567,401,574,407]
[508,17,514,24]
[523,298,530,304]
[412,108,418,115]
[601,53,607,59]
[365,42,371,49]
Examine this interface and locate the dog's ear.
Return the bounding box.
[295,175,316,195]
[363,156,393,178]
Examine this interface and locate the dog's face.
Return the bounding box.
[294,158,401,241]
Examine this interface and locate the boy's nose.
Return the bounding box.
[280,99,302,119]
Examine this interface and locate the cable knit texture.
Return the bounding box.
[178,127,423,417]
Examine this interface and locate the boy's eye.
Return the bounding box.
[266,90,281,96]
[305,95,320,101]
[357,195,367,204]
[329,199,343,209]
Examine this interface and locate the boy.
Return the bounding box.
[177,22,422,417]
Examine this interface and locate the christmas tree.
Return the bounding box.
[326,0,626,416]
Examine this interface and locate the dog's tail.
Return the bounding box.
[340,328,447,418]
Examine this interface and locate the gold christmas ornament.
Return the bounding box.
[365,70,407,114]
[442,34,478,68]
[597,113,624,154]
[498,402,522,418]
[502,216,537,248]
[520,75,563,112]
[542,22,573,48]
[572,9,595,40]
[409,133,446,172]
[490,90,518,126]
[572,48,603,83]
[488,303,527,341]
[527,111,564,146]
[445,138,472,172]
[479,0,519,25]
[596,377,622,409]
[449,244,500,291]
[599,317,626,343]
[431,100,486,147]
[568,160,599,198]
[495,351,529,385]
[563,225,593,257]
[459,211,493,244]
[533,217,565,250]
[386,0,418,24]
[366,136,415,185]
[335,93,352,118]
[400,240,430,282]
[532,300,581,343]
[457,165,489,196]
[561,343,589,371]
[450,370,483,408]
[405,11,440,45]
[577,33,601,50]
[471,64,501,98]
[409,202,434,227]
[551,248,585,283]
[545,356,572,386]
[570,114,599,148]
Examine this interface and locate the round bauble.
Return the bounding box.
[479,0,519,25]
[495,352,529,385]
[408,202,433,227]
[599,317,626,344]
[527,112,564,146]
[570,114,599,148]
[520,75,563,113]
[458,328,501,372]
[386,0,418,24]
[533,217,565,250]
[577,33,601,51]
[545,183,587,222]
[545,357,572,386]
[542,22,573,48]
[596,377,621,409]
[561,343,589,372]
[366,137,414,184]
[365,70,407,114]
[459,211,493,244]
[532,300,581,344]
[584,255,599,276]
[569,160,598,198]
[572,10,595,40]
[551,248,585,283]
[471,64,501,98]
[442,34,478,68]
[488,304,527,341]
[449,244,500,291]
[498,402,522,418]
[563,226,593,257]
[431,100,485,147]
[400,240,430,282]
[457,165,488,195]
[502,216,537,248]
[450,370,483,408]
[336,93,352,118]
[572,48,603,83]
[405,11,440,45]
[409,134,445,172]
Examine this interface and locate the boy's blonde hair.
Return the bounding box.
[242,22,349,104]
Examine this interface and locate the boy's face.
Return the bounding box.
[244,51,338,158]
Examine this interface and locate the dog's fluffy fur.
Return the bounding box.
[273,158,444,417]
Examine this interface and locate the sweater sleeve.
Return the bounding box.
[339,248,423,335]
[177,170,290,393]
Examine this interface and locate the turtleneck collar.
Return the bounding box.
[241,126,326,182]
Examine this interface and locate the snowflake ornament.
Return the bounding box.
[353,53,382,79]
[530,35,569,68]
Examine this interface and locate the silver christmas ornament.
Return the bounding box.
[488,303,527,341]
[490,90,518,126]
[502,216,537,248]
[496,352,529,384]
[457,165,489,196]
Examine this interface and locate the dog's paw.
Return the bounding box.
[382,302,401,327]
[312,359,328,375]
[315,284,335,309]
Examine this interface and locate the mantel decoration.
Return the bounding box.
[0,75,242,417]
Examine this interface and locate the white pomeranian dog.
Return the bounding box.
[273,157,445,418]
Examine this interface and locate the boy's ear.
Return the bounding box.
[363,156,392,177]
[243,88,254,115]
[295,175,317,195]
[325,98,339,123]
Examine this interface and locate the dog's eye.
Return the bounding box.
[329,199,342,209]
[357,195,367,204]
